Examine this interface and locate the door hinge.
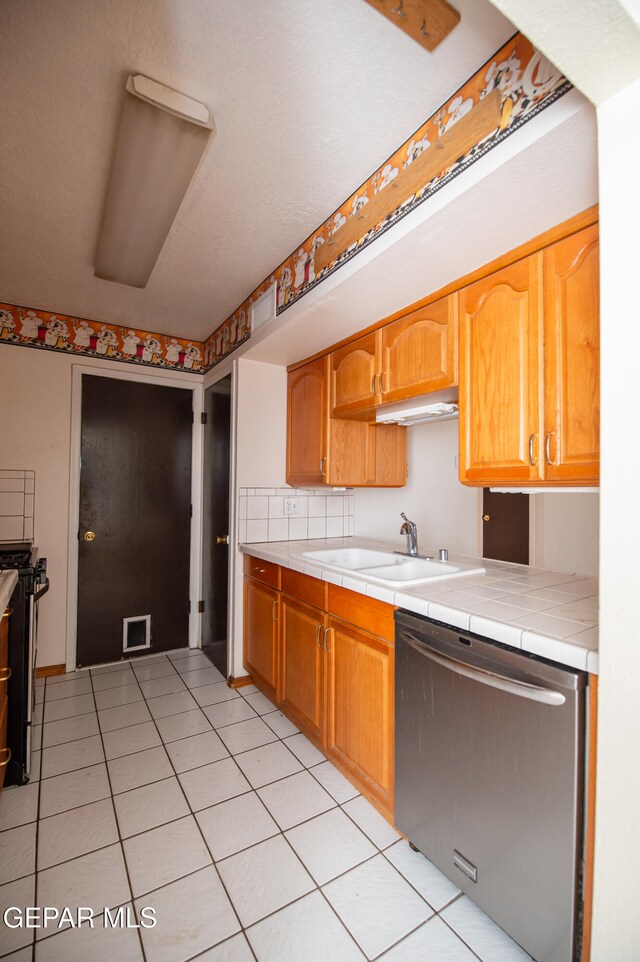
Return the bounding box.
[198,600,205,613]
[201,412,207,424]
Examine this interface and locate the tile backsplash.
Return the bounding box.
[0,469,35,542]
[239,487,354,544]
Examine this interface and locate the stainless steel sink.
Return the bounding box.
[302,547,485,586]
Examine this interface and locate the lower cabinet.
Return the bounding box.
[244,556,395,818]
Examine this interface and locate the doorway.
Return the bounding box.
[201,375,232,676]
[482,489,530,565]
[76,375,193,667]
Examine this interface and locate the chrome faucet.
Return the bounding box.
[399,513,419,557]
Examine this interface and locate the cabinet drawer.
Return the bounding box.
[281,568,327,609]
[243,555,280,588]
[327,584,395,643]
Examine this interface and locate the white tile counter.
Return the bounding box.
[239,537,599,674]
[0,569,18,615]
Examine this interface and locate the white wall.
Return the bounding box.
[534,493,599,575]
[0,343,199,668]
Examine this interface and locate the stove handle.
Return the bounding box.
[34,577,50,601]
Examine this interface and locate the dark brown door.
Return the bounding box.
[201,376,231,676]
[77,375,192,667]
[482,489,529,565]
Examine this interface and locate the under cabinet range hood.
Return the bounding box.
[375,390,459,426]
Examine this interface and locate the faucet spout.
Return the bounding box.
[399,512,419,557]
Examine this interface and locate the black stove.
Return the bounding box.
[1,541,49,786]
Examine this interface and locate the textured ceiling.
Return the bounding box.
[0,0,515,341]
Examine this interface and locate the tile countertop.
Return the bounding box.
[239,537,599,675]
[0,569,18,615]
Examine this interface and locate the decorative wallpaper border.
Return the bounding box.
[0,303,204,373]
[204,31,572,372]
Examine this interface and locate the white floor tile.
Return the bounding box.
[32,702,44,727]
[0,874,35,954]
[167,648,197,660]
[283,732,326,768]
[217,835,314,927]
[202,698,257,729]
[310,761,360,803]
[139,674,187,699]
[179,757,251,812]
[41,735,104,778]
[247,889,365,962]
[91,661,135,676]
[36,845,130,938]
[93,684,144,710]
[107,745,174,795]
[102,721,162,760]
[42,713,99,748]
[113,777,190,838]
[45,676,93,701]
[165,730,229,773]
[323,854,433,959]
[174,653,216,673]
[441,896,534,961]
[216,717,279,755]
[0,781,39,830]
[378,916,478,962]
[263,711,299,738]
[92,669,136,692]
[4,945,34,961]
[0,822,36,884]
[123,814,212,897]
[181,667,226,689]
[135,865,240,962]
[342,796,401,849]
[237,684,259,696]
[197,791,279,861]
[147,690,198,719]
[98,701,152,733]
[44,693,96,723]
[235,741,303,789]
[285,807,377,885]
[132,660,177,682]
[192,933,255,962]
[241,690,277,716]
[39,763,111,818]
[154,708,212,743]
[37,797,118,870]
[192,682,241,707]
[258,770,335,830]
[30,749,41,781]
[384,840,461,911]
[34,906,144,961]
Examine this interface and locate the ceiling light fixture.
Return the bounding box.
[94,74,214,288]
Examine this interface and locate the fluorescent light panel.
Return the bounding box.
[95,75,214,288]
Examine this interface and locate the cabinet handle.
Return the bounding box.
[316,624,324,649]
[0,667,11,682]
[545,432,555,465]
[319,457,326,477]
[272,600,279,622]
[379,371,385,394]
[371,374,377,395]
[2,607,12,620]
[0,747,10,768]
[528,433,537,466]
[324,626,332,653]
[253,566,266,574]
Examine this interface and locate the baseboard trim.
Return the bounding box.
[228,674,253,689]
[36,664,66,678]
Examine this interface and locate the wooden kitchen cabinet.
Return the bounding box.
[280,594,326,743]
[330,332,379,418]
[325,617,394,812]
[286,356,407,488]
[243,570,280,702]
[459,223,600,486]
[0,606,10,794]
[543,224,600,482]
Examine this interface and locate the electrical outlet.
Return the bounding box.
[284,498,299,515]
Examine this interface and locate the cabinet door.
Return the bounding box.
[459,255,543,485]
[280,595,325,743]
[286,358,327,486]
[243,579,279,701]
[380,294,457,403]
[543,225,599,483]
[325,618,394,813]
[330,332,379,419]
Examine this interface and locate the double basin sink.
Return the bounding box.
[301,547,485,588]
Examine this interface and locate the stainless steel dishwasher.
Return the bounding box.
[394,609,588,962]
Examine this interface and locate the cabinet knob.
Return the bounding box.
[483,514,491,522]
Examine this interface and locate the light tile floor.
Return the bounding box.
[0,649,534,962]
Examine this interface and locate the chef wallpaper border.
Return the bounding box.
[0,303,204,373]
[204,31,572,372]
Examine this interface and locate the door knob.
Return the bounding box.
[84,531,96,542]
[216,535,229,545]
[483,514,491,522]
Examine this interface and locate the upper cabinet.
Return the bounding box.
[286,357,326,486]
[459,223,599,486]
[329,294,458,419]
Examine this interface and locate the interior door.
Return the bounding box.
[77,375,192,667]
[201,376,231,676]
[482,489,529,565]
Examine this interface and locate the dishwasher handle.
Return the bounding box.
[403,635,566,707]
